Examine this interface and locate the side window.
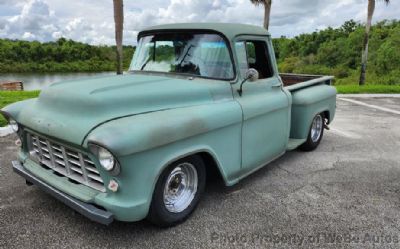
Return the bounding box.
[246,42,256,65]
[235,40,274,80]
[245,41,274,79]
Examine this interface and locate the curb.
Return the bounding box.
[337,94,400,98]
[0,125,13,137]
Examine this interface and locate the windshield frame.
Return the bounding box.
[129,29,237,82]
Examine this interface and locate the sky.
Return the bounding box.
[0,0,398,45]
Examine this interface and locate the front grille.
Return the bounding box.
[26,131,106,192]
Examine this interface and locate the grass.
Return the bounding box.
[0,90,40,126]
[335,84,400,94]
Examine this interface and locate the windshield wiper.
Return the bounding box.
[177,44,195,66]
[140,57,152,70]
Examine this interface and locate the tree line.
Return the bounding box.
[0,38,134,73]
[0,19,398,86]
[273,19,400,85]
[250,0,392,85]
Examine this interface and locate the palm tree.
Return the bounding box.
[359,0,390,85]
[250,0,272,30]
[113,0,124,75]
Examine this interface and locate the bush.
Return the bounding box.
[274,19,400,86]
[332,65,350,79]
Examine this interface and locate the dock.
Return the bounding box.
[0,81,24,91]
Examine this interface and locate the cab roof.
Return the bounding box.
[139,23,270,41]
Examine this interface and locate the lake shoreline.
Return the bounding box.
[0,72,116,91]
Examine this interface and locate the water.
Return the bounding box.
[0,72,116,91]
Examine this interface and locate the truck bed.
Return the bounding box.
[281,73,337,150]
[280,73,334,92]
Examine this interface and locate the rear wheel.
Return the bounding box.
[299,113,324,151]
[147,155,206,227]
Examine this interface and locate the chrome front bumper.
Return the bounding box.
[12,160,114,225]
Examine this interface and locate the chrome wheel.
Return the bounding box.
[163,162,198,213]
[310,114,323,142]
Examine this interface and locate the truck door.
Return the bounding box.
[233,38,290,171]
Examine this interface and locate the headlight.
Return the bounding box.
[9,118,19,132]
[88,144,120,175]
[98,147,115,171]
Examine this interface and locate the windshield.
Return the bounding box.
[129,32,234,80]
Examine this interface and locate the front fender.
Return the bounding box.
[84,101,243,221]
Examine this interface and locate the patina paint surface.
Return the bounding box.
[5,74,229,145]
[2,23,336,222]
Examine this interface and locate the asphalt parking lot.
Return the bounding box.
[1,96,400,249]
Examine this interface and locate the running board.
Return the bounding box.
[286,138,306,151]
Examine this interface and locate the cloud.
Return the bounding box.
[1,0,55,40]
[0,0,399,44]
[123,0,239,31]
[22,31,35,39]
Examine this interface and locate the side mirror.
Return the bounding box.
[238,68,259,96]
[245,68,259,82]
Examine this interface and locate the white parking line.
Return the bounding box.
[329,127,361,139]
[338,98,400,115]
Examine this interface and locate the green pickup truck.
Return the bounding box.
[2,23,336,227]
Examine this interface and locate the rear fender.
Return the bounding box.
[289,85,336,139]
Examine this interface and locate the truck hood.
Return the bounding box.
[10,74,231,145]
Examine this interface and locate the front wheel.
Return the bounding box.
[299,113,325,151]
[147,155,206,227]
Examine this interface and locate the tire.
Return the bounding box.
[299,113,325,151]
[147,155,206,227]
